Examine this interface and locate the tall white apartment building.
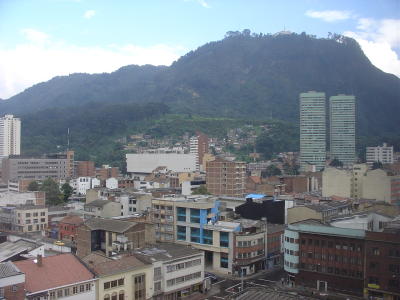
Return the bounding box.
[366,143,394,166]
[0,114,21,159]
[299,92,326,171]
[329,95,356,166]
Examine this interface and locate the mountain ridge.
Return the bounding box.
[1,31,399,137]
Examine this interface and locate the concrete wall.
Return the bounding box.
[322,167,351,198]
[363,169,392,202]
[287,206,321,224]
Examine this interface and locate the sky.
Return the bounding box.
[0,0,399,99]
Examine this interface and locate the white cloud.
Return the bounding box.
[344,18,400,77]
[305,10,351,22]
[0,30,185,99]
[83,10,96,19]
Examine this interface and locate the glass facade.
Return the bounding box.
[177,225,186,240]
[190,209,200,223]
[220,231,229,247]
[177,207,186,222]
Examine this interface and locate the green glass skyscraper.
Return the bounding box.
[299,91,326,171]
[329,94,356,166]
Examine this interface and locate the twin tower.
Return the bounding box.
[299,91,356,172]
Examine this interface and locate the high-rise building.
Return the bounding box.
[299,92,326,171]
[189,132,209,171]
[206,158,246,197]
[0,114,21,159]
[329,94,356,166]
[366,143,394,166]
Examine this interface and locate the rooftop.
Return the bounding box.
[14,253,94,293]
[84,199,113,208]
[59,215,84,226]
[0,261,23,279]
[0,239,42,262]
[133,243,202,263]
[82,253,148,276]
[83,217,137,233]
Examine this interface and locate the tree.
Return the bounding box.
[372,161,383,170]
[261,164,282,178]
[329,158,343,167]
[40,178,63,206]
[61,182,73,201]
[192,185,211,195]
[27,181,39,191]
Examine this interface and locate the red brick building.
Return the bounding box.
[58,215,84,242]
[0,262,25,300]
[297,232,365,295]
[206,158,246,197]
[75,161,95,177]
[364,230,400,299]
[266,224,285,268]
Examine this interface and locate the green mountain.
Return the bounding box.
[2,31,400,147]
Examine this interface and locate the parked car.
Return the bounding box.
[205,272,218,283]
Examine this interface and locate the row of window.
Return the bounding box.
[301,252,363,265]
[23,218,46,224]
[26,224,46,231]
[103,291,124,300]
[49,283,91,299]
[301,239,362,251]
[153,205,173,210]
[104,278,124,290]
[24,212,46,217]
[166,258,201,273]
[300,263,363,278]
[237,238,264,247]
[370,262,400,274]
[166,272,201,287]
[284,260,297,269]
[285,249,298,256]
[237,249,264,259]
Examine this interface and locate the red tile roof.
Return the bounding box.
[14,254,94,293]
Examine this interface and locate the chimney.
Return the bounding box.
[37,254,42,267]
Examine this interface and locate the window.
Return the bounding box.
[104,282,111,290]
[86,283,91,291]
[79,285,85,292]
[220,253,228,268]
[26,213,31,217]
[12,285,18,292]
[118,291,124,300]
[154,281,161,291]
[369,262,379,269]
[73,286,78,294]
[369,276,379,285]
[372,247,380,255]
[57,290,63,297]
[118,278,124,286]
[41,212,46,216]
[64,288,70,296]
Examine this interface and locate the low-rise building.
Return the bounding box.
[0,205,48,233]
[266,223,285,269]
[366,143,394,166]
[0,261,25,300]
[284,220,366,296]
[364,229,400,299]
[58,215,84,242]
[133,243,205,299]
[83,200,121,218]
[14,253,96,300]
[76,217,155,258]
[82,252,152,300]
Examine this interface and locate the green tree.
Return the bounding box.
[192,185,211,195]
[40,178,63,206]
[261,164,282,178]
[27,181,39,191]
[61,182,73,201]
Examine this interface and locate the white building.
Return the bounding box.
[366,143,394,166]
[105,177,118,190]
[71,177,100,195]
[133,243,204,300]
[126,154,197,179]
[0,114,21,159]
